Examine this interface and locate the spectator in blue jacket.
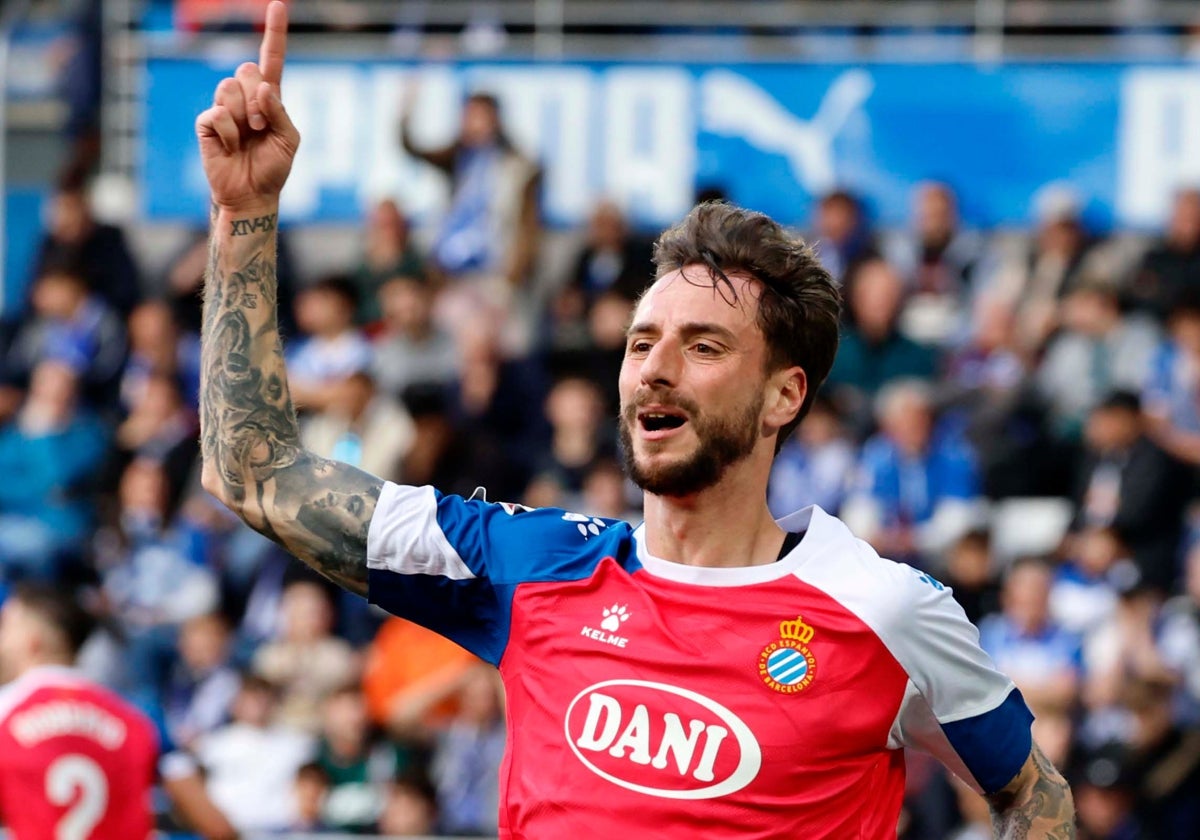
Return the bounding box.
[0,360,108,580]
[843,379,981,563]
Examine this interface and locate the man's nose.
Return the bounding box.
[639,337,681,388]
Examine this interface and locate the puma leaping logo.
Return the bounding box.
[700,69,874,195]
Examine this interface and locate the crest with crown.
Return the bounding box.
[779,616,814,645]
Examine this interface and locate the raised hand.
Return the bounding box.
[195,0,299,214]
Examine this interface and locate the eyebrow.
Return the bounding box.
[626,321,739,344]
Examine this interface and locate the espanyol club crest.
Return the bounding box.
[757,616,818,694]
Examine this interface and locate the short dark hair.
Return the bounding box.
[307,275,359,310]
[1095,389,1141,415]
[651,201,842,448]
[296,761,330,786]
[11,584,95,659]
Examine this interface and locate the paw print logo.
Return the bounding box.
[600,604,630,633]
[562,512,607,539]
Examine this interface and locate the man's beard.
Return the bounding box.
[619,390,763,497]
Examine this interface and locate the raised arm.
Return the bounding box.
[985,743,1076,839]
[195,1,379,595]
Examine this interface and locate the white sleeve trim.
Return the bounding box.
[366,482,476,581]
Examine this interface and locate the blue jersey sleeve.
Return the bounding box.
[366,483,634,665]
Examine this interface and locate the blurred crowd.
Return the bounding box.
[4,76,1200,839]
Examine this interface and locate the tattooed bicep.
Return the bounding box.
[267,453,384,595]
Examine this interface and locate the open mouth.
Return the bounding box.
[638,409,688,433]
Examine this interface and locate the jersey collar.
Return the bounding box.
[631,505,847,587]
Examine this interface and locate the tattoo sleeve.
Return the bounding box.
[985,743,1077,840]
[200,205,381,595]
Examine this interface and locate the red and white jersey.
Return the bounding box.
[0,666,158,840]
[367,484,1034,839]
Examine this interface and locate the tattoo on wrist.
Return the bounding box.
[986,745,1076,840]
[230,213,277,236]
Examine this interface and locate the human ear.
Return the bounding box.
[765,366,806,430]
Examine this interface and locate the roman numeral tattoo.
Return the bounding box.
[200,208,381,595]
[230,213,277,236]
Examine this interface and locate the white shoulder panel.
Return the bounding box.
[366,482,476,581]
[791,513,1015,725]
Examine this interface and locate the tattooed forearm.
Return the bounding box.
[200,205,380,595]
[986,744,1076,840]
[230,213,277,236]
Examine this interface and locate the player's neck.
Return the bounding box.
[642,460,783,569]
[14,656,73,679]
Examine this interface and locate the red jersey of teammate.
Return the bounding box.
[0,666,158,840]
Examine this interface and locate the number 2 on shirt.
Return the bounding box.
[45,754,109,840]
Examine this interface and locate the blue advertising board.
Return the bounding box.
[143,58,1200,231]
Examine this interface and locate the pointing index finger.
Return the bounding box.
[259,0,288,90]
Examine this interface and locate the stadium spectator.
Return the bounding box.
[1081,586,1172,735]
[535,376,613,497]
[1049,527,1127,639]
[399,383,528,501]
[1074,391,1190,593]
[403,91,542,354]
[979,557,1082,716]
[826,258,937,425]
[578,455,642,523]
[767,395,856,518]
[401,91,540,289]
[1129,187,1200,322]
[451,317,550,472]
[942,529,1001,626]
[887,181,984,298]
[567,199,655,305]
[1070,742,1146,840]
[113,372,199,513]
[986,184,1096,355]
[1156,543,1200,725]
[251,579,358,733]
[362,617,480,737]
[1143,291,1200,465]
[163,612,240,750]
[316,684,406,833]
[4,261,127,412]
[96,458,219,700]
[377,769,440,837]
[301,370,414,482]
[811,189,877,282]
[1117,677,1200,836]
[120,298,201,412]
[290,761,332,832]
[351,198,425,325]
[371,275,460,399]
[1036,279,1161,439]
[194,673,316,833]
[431,665,506,836]
[287,276,374,413]
[0,360,108,580]
[842,380,981,561]
[33,178,141,317]
[943,293,1053,496]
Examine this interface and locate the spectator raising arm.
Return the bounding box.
[195,1,379,595]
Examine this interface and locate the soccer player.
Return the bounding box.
[194,3,1075,836]
[0,585,237,840]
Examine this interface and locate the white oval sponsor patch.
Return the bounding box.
[563,679,762,800]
